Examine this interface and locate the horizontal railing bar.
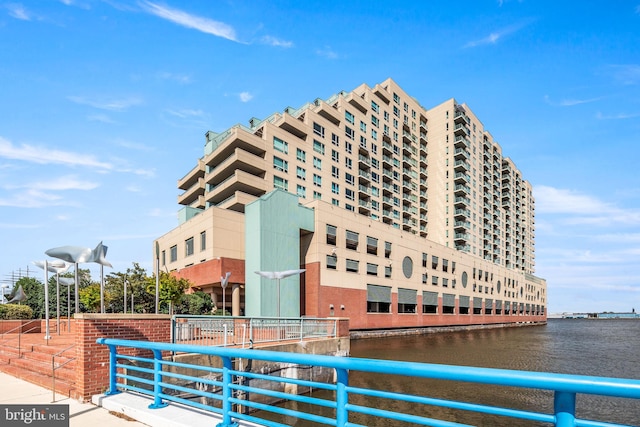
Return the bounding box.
[345,403,472,427]
[228,396,337,426]
[99,338,640,399]
[232,384,337,409]
[229,369,337,391]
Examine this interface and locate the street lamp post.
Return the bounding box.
[220,272,231,316]
[33,260,69,339]
[124,278,129,314]
[254,269,306,318]
[59,277,74,332]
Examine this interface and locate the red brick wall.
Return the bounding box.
[74,314,171,401]
[173,257,245,289]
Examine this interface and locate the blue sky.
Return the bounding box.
[1,1,639,313]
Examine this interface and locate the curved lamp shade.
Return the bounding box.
[9,285,27,303]
[45,245,93,263]
[254,269,306,280]
[33,260,71,274]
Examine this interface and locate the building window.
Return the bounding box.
[296,148,306,162]
[313,140,325,155]
[297,166,306,180]
[346,230,359,250]
[345,141,353,154]
[422,253,428,268]
[331,165,339,178]
[366,236,378,255]
[332,198,340,206]
[274,175,288,191]
[345,188,355,201]
[422,273,428,284]
[346,259,359,273]
[161,250,166,266]
[273,156,288,172]
[385,241,392,258]
[423,291,438,314]
[345,173,355,185]
[273,136,288,154]
[297,184,306,198]
[332,133,339,146]
[367,284,391,313]
[200,231,206,251]
[313,157,322,170]
[326,254,337,270]
[371,100,379,113]
[345,158,353,169]
[331,182,340,195]
[398,288,417,314]
[432,276,439,286]
[442,278,449,288]
[170,245,177,262]
[326,224,337,245]
[345,111,355,124]
[185,237,194,257]
[346,203,354,211]
[345,126,355,140]
[371,171,379,183]
[432,255,439,270]
[385,265,392,278]
[371,115,379,127]
[366,263,378,276]
[360,121,367,133]
[332,149,339,162]
[313,122,325,138]
[313,174,322,187]
[443,259,449,272]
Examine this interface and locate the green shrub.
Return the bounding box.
[0,304,34,320]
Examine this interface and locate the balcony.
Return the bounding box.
[358,154,371,168]
[346,92,368,113]
[215,191,258,213]
[454,172,469,184]
[454,147,470,160]
[277,113,307,140]
[453,123,469,136]
[178,160,205,191]
[314,99,341,125]
[178,177,205,207]
[454,184,470,195]
[205,170,268,206]
[453,160,470,172]
[358,199,371,214]
[454,135,468,149]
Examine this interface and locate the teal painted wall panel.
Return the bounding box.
[244,190,315,317]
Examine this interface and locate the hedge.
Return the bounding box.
[0,304,34,320]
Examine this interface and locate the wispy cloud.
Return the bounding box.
[0,136,113,170]
[464,21,531,48]
[595,111,640,120]
[88,113,117,124]
[68,95,142,112]
[138,1,238,42]
[544,94,602,107]
[4,175,99,191]
[156,71,192,84]
[260,35,293,48]
[316,46,339,59]
[609,64,640,85]
[165,108,205,119]
[239,92,253,103]
[6,3,31,20]
[535,185,640,226]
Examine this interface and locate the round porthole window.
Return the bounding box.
[461,271,468,288]
[402,256,413,279]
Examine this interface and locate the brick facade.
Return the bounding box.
[74,314,171,401]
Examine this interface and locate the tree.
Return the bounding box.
[146,271,191,315]
[79,283,102,313]
[176,291,214,315]
[11,277,43,318]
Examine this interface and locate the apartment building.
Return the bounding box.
[155,78,546,330]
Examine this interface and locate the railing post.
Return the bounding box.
[300,318,304,341]
[224,324,228,347]
[336,368,349,427]
[170,316,175,344]
[216,356,239,427]
[104,344,121,395]
[554,391,576,427]
[148,349,168,409]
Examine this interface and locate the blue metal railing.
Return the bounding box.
[97,338,640,427]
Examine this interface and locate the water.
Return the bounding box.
[268,319,640,426]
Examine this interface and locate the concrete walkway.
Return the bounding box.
[0,372,264,427]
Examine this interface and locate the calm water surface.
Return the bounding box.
[270,319,640,426]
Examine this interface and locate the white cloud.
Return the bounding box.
[88,113,117,124]
[239,92,253,103]
[464,21,531,48]
[534,185,640,226]
[68,95,143,112]
[157,71,192,84]
[544,94,602,107]
[6,3,31,21]
[165,108,205,119]
[595,111,640,120]
[260,35,293,48]
[609,64,640,85]
[4,175,99,191]
[139,1,238,42]
[0,136,113,170]
[316,46,339,59]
